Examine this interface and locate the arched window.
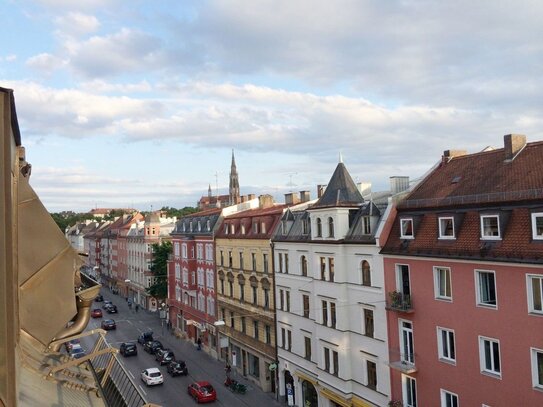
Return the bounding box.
[328,217,334,238]
[301,255,308,277]
[362,260,371,286]
[316,218,322,237]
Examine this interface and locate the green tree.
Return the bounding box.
[103,209,126,221]
[50,211,94,232]
[146,241,172,300]
[160,206,198,218]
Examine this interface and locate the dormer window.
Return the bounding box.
[328,217,334,238]
[400,218,414,239]
[197,221,201,232]
[438,217,455,239]
[182,223,186,232]
[241,224,246,235]
[362,216,371,235]
[481,215,500,239]
[230,224,235,234]
[206,220,211,231]
[316,218,322,237]
[302,219,309,235]
[253,222,259,234]
[224,224,229,234]
[189,221,193,232]
[532,212,543,240]
[282,220,287,235]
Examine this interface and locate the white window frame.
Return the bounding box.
[400,218,414,239]
[480,214,501,240]
[530,347,543,390]
[440,389,459,407]
[527,274,543,314]
[479,336,501,378]
[532,212,543,240]
[438,217,455,239]
[475,269,497,308]
[402,374,417,407]
[437,327,456,364]
[434,266,452,301]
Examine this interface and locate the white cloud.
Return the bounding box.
[54,12,100,37]
[25,53,66,75]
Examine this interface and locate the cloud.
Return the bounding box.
[25,53,66,75]
[54,12,100,37]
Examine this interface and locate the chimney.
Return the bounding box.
[442,149,467,164]
[389,176,410,194]
[317,184,327,198]
[284,192,300,205]
[299,190,310,203]
[241,195,247,203]
[247,194,256,200]
[357,182,372,196]
[258,194,275,209]
[504,134,526,161]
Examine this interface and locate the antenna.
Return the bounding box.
[215,171,219,197]
[287,172,298,192]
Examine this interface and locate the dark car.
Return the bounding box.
[91,308,103,318]
[69,345,86,359]
[106,304,118,314]
[102,300,112,310]
[120,342,138,357]
[64,339,81,352]
[138,331,154,345]
[188,381,217,403]
[143,340,163,354]
[167,360,188,376]
[95,294,104,302]
[101,319,116,330]
[156,350,175,365]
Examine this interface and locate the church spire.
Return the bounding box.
[229,149,240,205]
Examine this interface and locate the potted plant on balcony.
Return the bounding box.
[388,401,403,407]
[389,290,402,307]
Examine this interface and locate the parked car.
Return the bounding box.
[119,342,138,357]
[156,350,175,365]
[143,340,163,354]
[91,308,103,318]
[188,381,217,403]
[101,319,116,330]
[141,368,164,386]
[167,360,188,376]
[69,344,86,359]
[138,331,153,345]
[102,300,112,309]
[95,294,103,302]
[64,339,80,352]
[106,304,118,314]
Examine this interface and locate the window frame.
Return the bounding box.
[527,274,543,314]
[437,327,456,364]
[400,218,414,239]
[530,347,543,390]
[363,308,374,338]
[438,216,455,239]
[475,269,498,309]
[440,389,459,407]
[402,374,417,407]
[434,266,452,301]
[479,336,501,378]
[532,212,543,240]
[480,214,501,240]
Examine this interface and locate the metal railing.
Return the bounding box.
[387,292,413,312]
[388,348,417,373]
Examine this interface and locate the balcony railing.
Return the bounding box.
[387,291,414,312]
[388,348,417,374]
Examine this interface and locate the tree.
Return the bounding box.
[146,241,172,300]
[50,211,94,232]
[160,206,198,218]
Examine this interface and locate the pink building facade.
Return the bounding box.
[382,135,543,406]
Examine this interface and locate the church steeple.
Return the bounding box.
[208,184,212,198]
[229,149,240,205]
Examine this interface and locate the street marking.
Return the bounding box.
[138,385,147,395]
[128,371,135,379]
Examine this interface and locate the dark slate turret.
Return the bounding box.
[312,161,364,208]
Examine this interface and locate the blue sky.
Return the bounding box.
[2,0,542,212]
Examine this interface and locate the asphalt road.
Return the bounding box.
[84,290,281,407]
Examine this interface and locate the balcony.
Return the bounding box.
[388,349,417,374]
[386,291,414,313]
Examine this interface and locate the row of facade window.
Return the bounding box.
[401,377,460,407]
[221,308,273,344]
[312,216,373,238]
[219,278,271,309]
[224,221,268,235]
[219,250,269,273]
[180,219,212,233]
[400,212,543,240]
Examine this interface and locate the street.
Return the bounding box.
[84,290,282,407]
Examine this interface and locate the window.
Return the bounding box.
[301,255,308,276]
[252,253,257,271]
[230,311,235,328]
[330,302,336,328]
[224,224,228,234]
[402,374,417,407]
[228,251,233,268]
[253,321,259,339]
[286,291,291,312]
[304,337,312,360]
[316,218,322,237]
[437,327,456,363]
[220,250,224,265]
[281,328,286,349]
[239,252,243,269]
[476,270,497,307]
[400,218,414,238]
[440,390,459,407]
[253,222,259,234]
[434,267,452,300]
[252,286,258,304]
[263,288,270,309]
[367,361,377,390]
[241,224,245,234]
[332,350,339,375]
[531,347,543,389]
[532,213,543,240]
[265,325,271,344]
[263,253,269,273]
[278,253,283,273]
[479,336,501,377]
[285,254,289,274]
[439,217,455,239]
[279,289,284,311]
[362,216,371,235]
[528,274,543,314]
[302,218,309,235]
[261,222,266,234]
[362,260,371,286]
[322,301,328,326]
[481,215,500,239]
[320,257,326,280]
[324,347,330,372]
[241,317,246,333]
[239,281,245,302]
[228,280,233,297]
[303,295,310,318]
[248,354,260,378]
[364,309,374,338]
[206,220,210,231]
[328,217,334,237]
[400,320,415,364]
[328,258,334,282]
[323,347,338,375]
[287,330,292,351]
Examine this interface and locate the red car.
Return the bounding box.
[91,308,103,318]
[187,381,216,403]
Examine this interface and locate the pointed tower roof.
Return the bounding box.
[312,162,364,209]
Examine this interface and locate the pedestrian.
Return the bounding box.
[225,363,231,378]
[167,320,172,332]
[197,337,202,351]
[135,304,139,313]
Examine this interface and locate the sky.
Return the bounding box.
[2,0,542,213]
